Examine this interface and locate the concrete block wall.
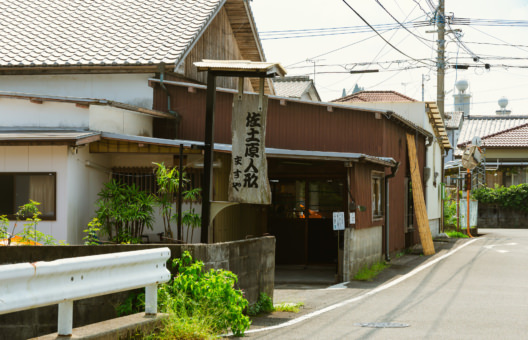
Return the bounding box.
[343,226,383,281]
[0,236,275,339]
[478,203,528,228]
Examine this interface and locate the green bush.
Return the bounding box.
[95,180,155,243]
[158,251,250,337]
[473,183,528,212]
[247,292,274,316]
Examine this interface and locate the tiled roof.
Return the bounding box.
[471,123,528,148]
[332,90,418,103]
[457,115,528,146]
[444,111,464,129]
[0,0,224,68]
[273,76,315,99]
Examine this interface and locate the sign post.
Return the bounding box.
[194,60,286,243]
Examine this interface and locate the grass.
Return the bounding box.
[353,261,389,281]
[273,302,304,313]
[144,310,217,340]
[445,230,469,238]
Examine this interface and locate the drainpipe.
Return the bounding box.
[385,162,400,262]
[158,63,181,137]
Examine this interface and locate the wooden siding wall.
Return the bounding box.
[212,152,267,242]
[176,7,253,91]
[153,84,427,251]
[350,163,386,231]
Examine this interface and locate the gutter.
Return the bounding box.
[157,64,182,136]
[385,161,400,262]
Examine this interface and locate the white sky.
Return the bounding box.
[251,0,528,115]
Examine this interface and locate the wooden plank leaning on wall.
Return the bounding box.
[406,133,435,256]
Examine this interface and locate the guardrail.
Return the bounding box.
[0,247,171,336]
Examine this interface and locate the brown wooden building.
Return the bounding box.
[150,79,431,279]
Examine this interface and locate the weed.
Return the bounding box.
[445,230,469,238]
[247,292,274,316]
[273,302,304,313]
[353,261,389,281]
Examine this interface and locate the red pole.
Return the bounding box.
[466,169,473,238]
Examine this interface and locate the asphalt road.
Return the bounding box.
[245,229,528,339]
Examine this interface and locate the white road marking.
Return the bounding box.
[240,238,481,335]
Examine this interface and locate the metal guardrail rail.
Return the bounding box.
[0,248,171,336]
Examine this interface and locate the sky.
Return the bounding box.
[250,0,528,115]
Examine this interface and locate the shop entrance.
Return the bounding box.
[268,179,345,265]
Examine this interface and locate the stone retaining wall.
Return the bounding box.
[0,236,275,339]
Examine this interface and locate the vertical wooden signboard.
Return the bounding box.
[406,133,435,255]
[228,93,271,204]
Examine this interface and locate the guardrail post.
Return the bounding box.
[58,300,73,336]
[145,284,158,315]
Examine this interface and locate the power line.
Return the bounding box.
[341,0,435,67]
[375,0,435,45]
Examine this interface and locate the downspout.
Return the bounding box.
[158,63,181,137]
[385,161,400,262]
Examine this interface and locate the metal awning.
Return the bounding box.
[0,129,101,146]
[213,143,397,167]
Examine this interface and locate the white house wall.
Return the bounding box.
[348,102,427,127]
[0,74,154,109]
[0,97,88,128]
[0,145,69,242]
[66,146,111,244]
[89,105,153,137]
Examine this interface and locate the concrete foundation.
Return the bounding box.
[343,226,383,281]
[0,237,275,340]
[429,218,440,237]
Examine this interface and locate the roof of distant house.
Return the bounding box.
[454,115,528,155]
[444,111,464,129]
[273,76,321,101]
[0,0,236,69]
[457,115,528,146]
[332,90,418,103]
[460,122,528,148]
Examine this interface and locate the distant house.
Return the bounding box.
[273,76,321,101]
[0,0,270,244]
[333,90,451,237]
[444,111,464,162]
[457,121,528,188]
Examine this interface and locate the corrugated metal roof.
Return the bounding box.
[332,90,418,103]
[0,91,175,119]
[213,143,397,167]
[0,129,100,145]
[0,0,224,69]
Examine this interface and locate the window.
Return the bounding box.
[0,173,56,220]
[371,171,385,220]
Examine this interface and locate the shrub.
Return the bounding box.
[159,251,250,336]
[95,180,155,243]
[473,183,528,212]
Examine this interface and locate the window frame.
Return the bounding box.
[371,171,385,221]
[0,172,57,221]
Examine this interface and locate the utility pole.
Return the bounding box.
[437,0,446,119]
